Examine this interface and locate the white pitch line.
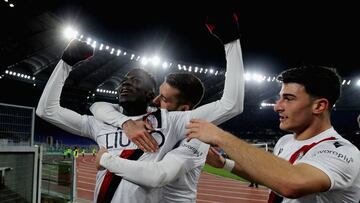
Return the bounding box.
[77,175,96,181]
[77,187,94,192]
[77,171,97,177]
[197,199,224,203]
[78,167,97,173]
[77,180,96,186]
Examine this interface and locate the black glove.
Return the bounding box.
[205,11,240,44]
[62,39,94,66]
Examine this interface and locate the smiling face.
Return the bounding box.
[152,82,183,111]
[118,69,155,105]
[274,83,315,134]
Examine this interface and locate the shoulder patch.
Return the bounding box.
[333,141,343,148]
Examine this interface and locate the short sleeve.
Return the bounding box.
[297,141,360,190]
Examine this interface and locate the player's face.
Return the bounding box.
[118,69,154,104]
[274,83,315,134]
[152,82,183,111]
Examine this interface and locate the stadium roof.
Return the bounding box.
[1,1,359,133]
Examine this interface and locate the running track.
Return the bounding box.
[76,155,270,202]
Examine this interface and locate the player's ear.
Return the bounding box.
[177,104,190,111]
[146,91,155,104]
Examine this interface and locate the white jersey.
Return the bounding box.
[87,109,196,203]
[36,40,244,203]
[161,139,210,203]
[93,39,244,202]
[273,127,360,203]
[99,138,209,202]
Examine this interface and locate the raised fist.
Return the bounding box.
[62,39,94,66]
[205,11,240,44]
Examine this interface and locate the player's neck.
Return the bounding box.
[121,101,148,116]
[294,119,332,140]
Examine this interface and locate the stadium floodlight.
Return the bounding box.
[342,80,346,85]
[86,37,92,44]
[252,73,264,83]
[194,67,198,73]
[9,3,14,7]
[261,102,275,107]
[162,62,169,69]
[91,41,97,48]
[357,79,360,86]
[245,72,251,81]
[141,57,148,65]
[63,26,78,39]
[59,29,223,79]
[150,56,160,66]
[347,80,351,85]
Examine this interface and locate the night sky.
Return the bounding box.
[1,1,360,142]
[38,1,360,76]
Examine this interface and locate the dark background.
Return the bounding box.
[1,1,359,145]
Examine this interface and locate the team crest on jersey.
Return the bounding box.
[145,114,159,128]
[297,151,305,160]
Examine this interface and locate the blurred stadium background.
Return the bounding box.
[1,1,359,202]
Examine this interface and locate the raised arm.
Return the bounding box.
[36,40,94,136]
[189,12,244,125]
[90,102,129,127]
[189,39,244,125]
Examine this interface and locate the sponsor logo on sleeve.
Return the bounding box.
[180,143,203,157]
[315,149,354,164]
